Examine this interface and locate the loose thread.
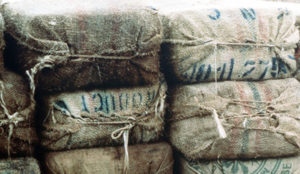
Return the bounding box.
[0,81,23,157]
[7,124,13,158]
[26,55,55,98]
[212,109,227,139]
[123,130,130,174]
[213,43,226,139]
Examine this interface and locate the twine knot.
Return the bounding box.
[111,117,136,140]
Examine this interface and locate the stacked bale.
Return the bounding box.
[2,0,173,173]
[0,9,40,174]
[178,155,300,174]
[159,2,300,173]
[44,142,173,174]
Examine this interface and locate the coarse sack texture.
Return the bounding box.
[160,6,299,84]
[0,70,38,157]
[40,79,167,150]
[177,155,300,174]
[0,157,41,174]
[0,13,4,68]
[168,78,300,160]
[2,0,162,93]
[44,142,173,174]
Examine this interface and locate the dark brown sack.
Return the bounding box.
[0,70,38,157]
[2,0,162,93]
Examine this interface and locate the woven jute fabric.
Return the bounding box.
[0,157,40,174]
[0,70,38,157]
[0,13,4,69]
[177,155,300,174]
[44,142,173,174]
[168,78,300,160]
[40,79,167,150]
[2,0,162,93]
[0,12,38,157]
[160,6,299,84]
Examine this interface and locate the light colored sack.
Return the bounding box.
[169,78,300,160]
[41,79,167,150]
[178,155,300,174]
[44,142,173,174]
[2,0,162,93]
[0,157,40,174]
[160,6,299,83]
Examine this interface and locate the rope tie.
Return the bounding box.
[111,117,136,140]
[0,82,24,157]
[212,42,226,139]
[163,39,291,50]
[48,80,166,174]
[26,55,56,98]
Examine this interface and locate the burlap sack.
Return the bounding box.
[169,78,300,160]
[0,14,4,69]
[160,6,299,83]
[0,70,38,157]
[178,155,300,174]
[0,157,40,174]
[40,79,167,150]
[2,0,162,93]
[44,142,173,174]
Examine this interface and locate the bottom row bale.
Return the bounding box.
[44,142,174,174]
[0,157,40,174]
[178,155,300,174]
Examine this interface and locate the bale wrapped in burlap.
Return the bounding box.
[44,142,173,174]
[0,14,4,69]
[0,157,40,174]
[0,70,38,157]
[169,78,300,160]
[0,10,37,157]
[2,0,162,93]
[160,6,299,83]
[178,155,300,174]
[40,79,167,150]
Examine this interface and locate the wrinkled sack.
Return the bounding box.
[2,0,162,93]
[169,78,300,160]
[41,79,167,150]
[44,142,173,174]
[160,7,299,83]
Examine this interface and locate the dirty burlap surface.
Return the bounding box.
[2,0,162,93]
[0,13,37,157]
[40,79,167,150]
[0,157,40,174]
[44,142,173,174]
[178,155,300,174]
[0,70,38,157]
[160,6,299,84]
[169,78,300,160]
